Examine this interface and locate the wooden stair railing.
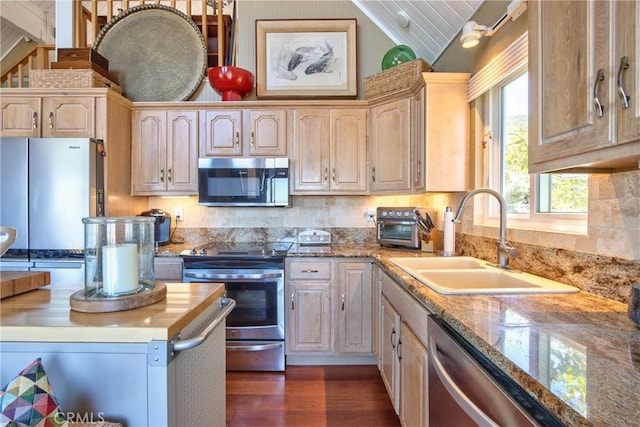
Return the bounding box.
[1,44,54,88]
[1,1,230,89]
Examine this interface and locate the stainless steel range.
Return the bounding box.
[181,241,293,371]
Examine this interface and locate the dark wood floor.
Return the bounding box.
[226,365,401,426]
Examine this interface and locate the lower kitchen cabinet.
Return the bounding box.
[285,258,373,361]
[154,256,183,283]
[399,323,428,427]
[380,295,401,413]
[378,269,430,426]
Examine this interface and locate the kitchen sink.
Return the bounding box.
[388,256,579,295]
[389,256,488,270]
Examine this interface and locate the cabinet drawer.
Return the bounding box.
[155,257,183,282]
[287,260,332,280]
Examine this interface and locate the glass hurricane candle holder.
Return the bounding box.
[82,217,155,297]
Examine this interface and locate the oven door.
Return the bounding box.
[183,268,285,341]
[377,219,419,248]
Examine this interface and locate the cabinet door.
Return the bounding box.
[529,0,613,164]
[399,323,428,427]
[42,97,95,137]
[0,97,40,137]
[616,0,640,144]
[246,109,287,156]
[330,109,368,193]
[336,261,372,354]
[380,296,401,414]
[166,110,198,194]
[131,110,167,194]
[201,109,242,156]
[291,109,330,192]
[370,98,410,192]
[287,281,332,353]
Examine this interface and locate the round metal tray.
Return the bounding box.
[94,4,207,102]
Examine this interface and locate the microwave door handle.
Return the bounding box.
[238,171,246,192]
[260,170,266,192]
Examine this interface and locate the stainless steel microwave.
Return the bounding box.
[198,157,291,207]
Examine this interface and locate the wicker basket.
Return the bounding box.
[29,69,122,94]
[364,58,434,99]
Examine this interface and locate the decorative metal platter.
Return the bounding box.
[93,4,207,102]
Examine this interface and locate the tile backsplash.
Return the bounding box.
[149,170,639,303]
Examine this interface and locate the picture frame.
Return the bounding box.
[255,19,358,99]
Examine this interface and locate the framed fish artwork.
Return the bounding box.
[255,19,358,99]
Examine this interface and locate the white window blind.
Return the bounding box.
[467,32,529,102]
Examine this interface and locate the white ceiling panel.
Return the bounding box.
[351,0,484,65]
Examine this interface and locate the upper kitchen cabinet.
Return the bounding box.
[369,73,470,194]
[529,0,640,173]
[1,95,94,138]
[200,108,287,157]
[291,107,368,194]
[131,109,198,195]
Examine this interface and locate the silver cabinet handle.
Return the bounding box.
[235,131,240,146]
[341,293,345,311]
[291,292,295,310]
[372,167,376,182]
[160,168,164,183]
[48,112,54,129]
[250,131,255,147]
[167,168,172,182]
[617,56,630,109]
[172,298,236,352]
[397,338,402,360]
[390,327,396,349]
[301,269,319,273]
[332,167,336,183]
[324,167,328,182]
[593,68,606,117]
[32,112,38,129]
[429,336,500,427]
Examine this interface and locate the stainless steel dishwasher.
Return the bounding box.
[427,316,563,427]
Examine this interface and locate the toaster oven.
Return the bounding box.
[376,207,435,249]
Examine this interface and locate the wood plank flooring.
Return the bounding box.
[226,365,401,427]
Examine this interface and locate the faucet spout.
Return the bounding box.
[453,188,517,269]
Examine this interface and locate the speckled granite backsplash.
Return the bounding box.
[170,226,638,304]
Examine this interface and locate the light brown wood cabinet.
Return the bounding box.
[131,109,198,195]
[370,73,470,193]
[291,108,368,194]
[378,269,430,425]
[286,259,333,353]
[1,96,94,138]
[285,258,372,357]
[529,0,640,172]
[200,109,287,157]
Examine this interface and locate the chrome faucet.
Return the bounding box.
[452,188,519,269]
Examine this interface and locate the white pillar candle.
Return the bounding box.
[102,243,139,295]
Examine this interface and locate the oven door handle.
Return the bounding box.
[226,342,284,352]
[172,297,236,353]
[184,271,284,281]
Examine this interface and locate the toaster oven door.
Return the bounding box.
[377,219,419,248]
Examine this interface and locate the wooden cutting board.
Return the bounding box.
[0,271,51,299]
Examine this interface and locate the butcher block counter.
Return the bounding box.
[0,282,225,342]
[0,282,230,427]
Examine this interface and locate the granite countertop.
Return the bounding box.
[152,241,639,425]
[312,243,639,427]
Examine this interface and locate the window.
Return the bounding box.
[470,33,587,233]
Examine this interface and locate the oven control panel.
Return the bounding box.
[298,229,331,245]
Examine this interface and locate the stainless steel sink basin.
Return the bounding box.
[388,256,579,295]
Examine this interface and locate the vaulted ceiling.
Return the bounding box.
[1,0,484,66]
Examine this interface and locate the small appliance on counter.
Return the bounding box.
[296,229,332,254]
[377,207,435,250]
[139,209,171,246]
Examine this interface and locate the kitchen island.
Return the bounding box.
[0,282,229,427]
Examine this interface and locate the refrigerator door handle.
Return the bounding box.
[172,298,235,353]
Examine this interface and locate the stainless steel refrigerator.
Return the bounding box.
[0,137,105,286]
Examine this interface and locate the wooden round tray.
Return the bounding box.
[70,282,167,313]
